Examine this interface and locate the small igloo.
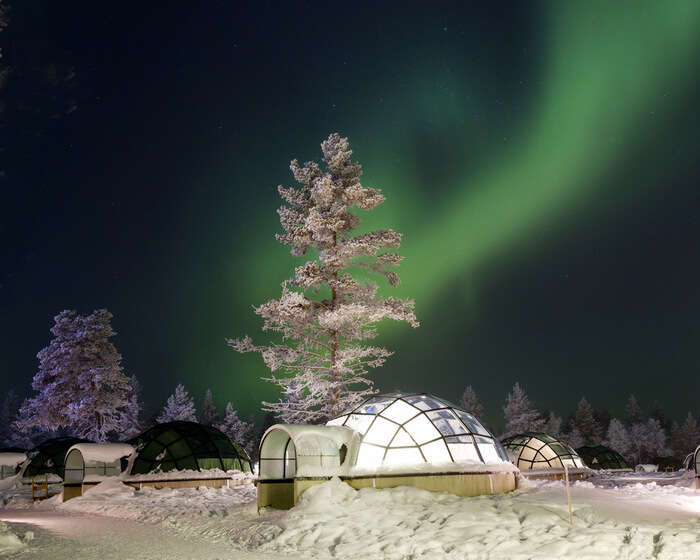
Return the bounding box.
[500,433,590,480]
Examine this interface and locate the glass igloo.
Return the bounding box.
[327,393,508,469]
[501,433,585,470]
[576,444,630,470]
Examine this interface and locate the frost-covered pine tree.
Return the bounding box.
[502,382,544,437]
[670,412,700,459]
[604,418,632,459]
[118,375,144,439]
[459,386,484,419]
[543,411,563,440]
[216,403,255,457]
[0,390,20,446]
[624,394,643,426]
[229,133,419,423]
[157,384,197,423]
[629,418,668,464]
[565,425,585,449]
[571,397,601,445]
[200,389,219,426]
[18,309,130,442]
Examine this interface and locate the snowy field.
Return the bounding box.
[0,471,698,559]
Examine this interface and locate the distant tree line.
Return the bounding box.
[460,383,699,465]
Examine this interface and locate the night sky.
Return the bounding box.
[2,1,700,430]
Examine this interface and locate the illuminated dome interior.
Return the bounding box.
[327,393,508,470]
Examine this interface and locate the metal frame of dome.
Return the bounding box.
[576,444,630,470]
[128,421,251,475]
[327,393,509,469]
[22,437,90,480]
[501,432,585,470]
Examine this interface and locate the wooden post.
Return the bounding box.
[563,464,573,525]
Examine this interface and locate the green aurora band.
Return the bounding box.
[188,2,700,425]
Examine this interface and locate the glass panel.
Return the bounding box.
[427,410,466,436]
[496,442,510,461]
[529,437,547,450]
[454,411,490,436]
[540,445,556,460]
[520,446,536,461]
[549,443,569,456]
[363,416,399,446]
[573,457,584,468]
[404,414,441,445]
[326,415,347,426]
[389,428,416,447]
[420,439,452,463]
[477,443,502,463]
[561,458,575,468]
[356,443,385,469]
[384,447,424,467]
[381,400,420,424]
[447,442,481,462]
[356,396,395,415]
[344,414,374,435]
[445,435,473,444]
[402,395,445,411]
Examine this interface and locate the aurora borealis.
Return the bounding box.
[3,2,700,429]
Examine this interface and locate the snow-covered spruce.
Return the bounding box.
[157,384,197,423]
[229,133,419,423]
[17,309,130,442]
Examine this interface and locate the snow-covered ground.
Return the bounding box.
[0,471,698,559]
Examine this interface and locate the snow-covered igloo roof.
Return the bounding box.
[65,443,134,466]
[500,433,585,470]
[326,393,510,472]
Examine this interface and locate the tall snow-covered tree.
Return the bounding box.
[502,382,544,437]
[201,389,219,426]
[157,384,197,423]
[543,411,563,440]
[624,394,643,426]
[670,412,700,460]
[118,375,144,439]
[216,403,255,457]
[565,425,585,449]
[570,397,601,445]
[629,419,668,464]
[229,133,419,423]
[604,418,632,459]
[18,309,130,442]
[459,386,484,419]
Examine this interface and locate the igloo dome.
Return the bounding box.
[326,393,509,469]
[501,433,586,470]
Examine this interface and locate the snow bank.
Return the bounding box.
[0,521,25,553]
[122,468,254,482]
[348,457,518,477]
[257,476,700,559]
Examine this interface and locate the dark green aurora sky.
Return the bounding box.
[2,2,700,429]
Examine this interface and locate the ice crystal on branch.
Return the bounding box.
[229,133,419,423]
